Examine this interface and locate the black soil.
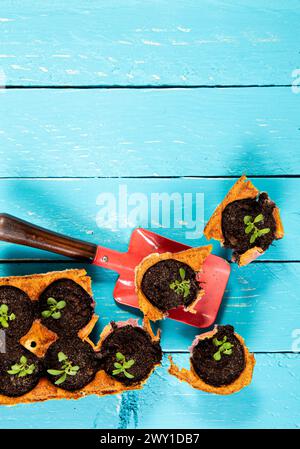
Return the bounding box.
[0,343,43,397]
[44,337,98,391]
[221,193,276,257]
[141,259,200,312]
[38,278,94,336]
[98,324,162,386]
[0,286,34,339]
[191,325,245,387]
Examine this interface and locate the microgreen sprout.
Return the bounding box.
[0,304,15,329]
[7,356,35,377]
[112,352,135,379]
[47,352,80,385]
[212,336,234,361]
[244,214,270,244]
[169,268,191,298]
[41,297,66,320]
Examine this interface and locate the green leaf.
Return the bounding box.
[47,369,64,375]
[42,310,51,318]
[26,365,35,375]
[213,336,226,347]
[56,300,66,310]
[9,313,16,321]
[114,362,122,369]
[47,297,57,306]
[243,215,252,225]
[257,228,270,237]
[55,372,67,385]
[222,342,233,350]
[52,311,61,320]
[7,356,35,378]
[124,360,135,369]
[183,285,189,298]
[71,366,79,372]
[250,233,257,244]
[223,349,233,355]
[124,371,134,379]
[116,352,125,361]
[58,352,67,362]
[170,271,190,298]
[114,353,135,378]
[213,338,222,347]
[254,214,264,223]
[11,364,21,370]
[1,319,8,328]
[213,351,221,361]
[245,224,253,234]
[0,304,8,313]
[7,369,20,375]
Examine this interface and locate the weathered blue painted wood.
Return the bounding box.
[0,178,295,261]
[0,354,298,429]
[0,88,299,177]
[136,354,300,429]
[0,261,298,352]
[0,0,298,430]
[0,1,299,86]
[0,392,122,429]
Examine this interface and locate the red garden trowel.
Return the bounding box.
[0,214,230,328]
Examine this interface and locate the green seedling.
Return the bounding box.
[169,268,191,298]
[0,304,15,329]
[41,297,66,320]
[7,356,35,377]
[244,214,270,244]
[112,352,135,379]
[212,336,234,361]
[47,352,80,385]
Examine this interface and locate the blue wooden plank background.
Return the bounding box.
[0,0,299,429]
[0,0,299,86]
[0,89,300,177]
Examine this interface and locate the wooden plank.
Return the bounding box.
[0,354,298,428]
[136,353,300,429]
[0,178,295,261]
[0,88,299,177]
[0,1,299,86]
[0,391,121,429]
[0,261,299,352]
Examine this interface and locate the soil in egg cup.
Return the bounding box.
[38,278,94,336]
[204,175,284,266]
[44,336,98,391]
[0,341,43,397]
[0,286,35,340]
[135,245,212,321]
[97,321,162,386]
[169,325,255,395]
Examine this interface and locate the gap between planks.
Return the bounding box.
[3,84,293,89]
[1,175,300,180]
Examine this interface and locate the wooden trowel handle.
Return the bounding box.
[0,213,97,261]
